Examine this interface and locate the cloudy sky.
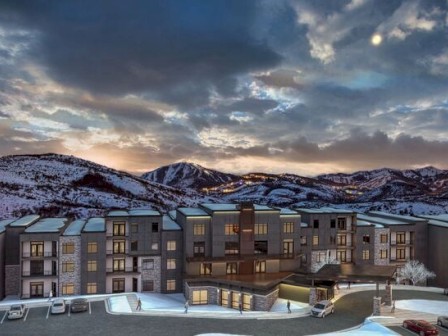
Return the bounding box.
[1,0,448,176]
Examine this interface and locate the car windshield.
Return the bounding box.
[314,304,325,309]
[11,306,21,311]
[54,303,63,307]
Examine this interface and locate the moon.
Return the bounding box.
[371,34,382,46]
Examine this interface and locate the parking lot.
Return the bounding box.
[390,325,448,336]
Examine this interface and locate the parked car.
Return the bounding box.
[70,298,88,313]
[437,316,448,328]
[7,304,26,320]
[402,319,439,336]
[310,300,334,318]
[50,299,66,314]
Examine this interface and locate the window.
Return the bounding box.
[62,242,74,254]
[131,224,138,233]
[167,241,176,251]
[30,260,44,275]
[380,249,388,259]
[362,250,370,260]
[363,235,370,244]
[283,239,294,255]
[112,278,125,293]
[226,262,237,274]
[194,242,205,257]
[87,242,97,253]
[337,250,347,262]
[113,240,125,254]
[142,259,154,270]
[193,223,205,236]
[312,235,319,246]
[113,259,125,272]
[337,218,347,230]
[254,223,268,235]
[283,222,294,233]
[380,234,388,243]
[225,224,238,235]
[87,282,97,294]
[113,222,126,236]
[152,222,159,233]
[300,236,307,245]
[30,282,44,297]
[225,242,239,255]
[166,279,176,291]
[30,242,44,257]
[313,220,319,229]
[200,263,212,275]
[131,240,138,252]
[151,243,159,250]
[167,259,176,270]
[337,234,346,246]
[396,248,406,260]
[254,241,268,254]
[396,232,406,244]
[192,289,208,305]
[142,280,154,292]
[330,219,336,228]
[62,262,74,273]
[255,260,266,273]
[62,283,74,295]
[87,260,97,272]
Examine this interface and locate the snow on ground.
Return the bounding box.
[316,318,400,335]
[270,298,308,313]
[395,299,448,315]
[109,296,132,313]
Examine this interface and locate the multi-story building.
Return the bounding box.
[0,219,15,299]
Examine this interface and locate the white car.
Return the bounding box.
[311,300,334,318]
[7,304,26,320]
[438,316,448,328]
[51,299,66,314]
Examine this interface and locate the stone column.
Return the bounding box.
[373,297,382,316]
[309,287,317,306]
[384,283,393,306]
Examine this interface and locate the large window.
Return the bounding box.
[226,262,237,274]
[87,282,97,294]
[396,248,406,260]
[62,262,74,273]
[30,282,44,297]
[396,232,406,244]
[313,220,319,229]
[192,290,208,305]
[30,260,44,276]
[87,242,97,253]
[380,249,388,259]
[312,235,319,246]
[194,223,205,236]
[113,222,126,236]
[87,260,97,272]
[380,234,388,243]
[152,222,159,233]
[113,240,125,254]
[337,218,347,230]
[62,283,74,295]
[167,241,176,251]
[225,242,239,255]
[255,224,268,235]
[254,241,268,255]
[283,239,294,255]
[62,242,74,254]
[167,259,176,270]
[337,234,346,246]
[337,250,347,262]
[142,259,154,270]
[283,222,294,233]
[225,224,238,235]
[113,259,125,272]
[200,263,212,275]
[142,280,154,292]
[255,260,266,273]
[112,278,125,293]
[30,242,44,257]
[193,242,205,257]
[362,250,370,260]
[166,280,176,291]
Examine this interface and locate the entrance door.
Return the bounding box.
[242,294,251,311]
[52,282,57,297]
[132,278,138,292]
[220,290,229,307]
[231,292,240,309]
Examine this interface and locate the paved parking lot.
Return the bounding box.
[390,325,448,336]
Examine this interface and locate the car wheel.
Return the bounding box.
[438,320,442,326]
[403,322,408,329]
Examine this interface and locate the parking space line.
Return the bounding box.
[89,301,91,315]
[23,308,29,322]
[68,304,71,317]
[46,305,51,319]
[1,310,7,324]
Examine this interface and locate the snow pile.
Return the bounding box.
[396,299,448,315]
[108,296,132,313]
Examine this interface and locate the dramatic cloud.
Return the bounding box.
[1,0,448,176]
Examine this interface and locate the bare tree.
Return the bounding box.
[397,260,436,285]
[312,250,340,273]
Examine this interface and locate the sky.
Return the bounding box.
[1,0,448,176]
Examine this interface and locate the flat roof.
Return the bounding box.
[107,210,129,217]
[356,219,384,228]
[63,219,86,236]
[163,215,181,231]
[200,203,275,212]
[177,208,210,217]
[279,208,299,215]
[168,210,177,220]
[426,219,448,228]
[368,211,425,223]
[128,209,160,216]
[295,207,355,214]
[25,218,67,233]
[8,215,40,227]
[312,264,397,282]
[357,213,410,226]
[83,217,105,232]
[0,219,15,233]
[417,214,448,222]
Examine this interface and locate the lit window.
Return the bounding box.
[194,223,205,236]
[283,222,294,233]
[87,283,97,294]
[167,241,176,251]
[87,260,97,272]
[62,283,74,295]
[151,243,159,250]
[380,249,388,259]
[255,260,266,273]
[225,242,239,255]
[362,250,370,260]
[87,242,97,253]
[62,262,74,273]
[167,259,176,270]
[167,280,176,291]
[113,222,126,236]
[200,263,212,275]
[62,243,74,254]
[283,239,294,254]
[312,235,319,246]
[226,263,237,274]
[380,234,388,244]
[225,224,238,235]
[254,224,267,235]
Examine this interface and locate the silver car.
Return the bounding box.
[311,300,335,318]
[438,316,448,328]
[50,299,66,314]
[7,304,26,320]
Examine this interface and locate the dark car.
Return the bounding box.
[70,298,88,313]
[402,319,439,336]
[437,316,448,328]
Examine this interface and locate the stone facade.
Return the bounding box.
[59,236,81,296]
[373,296,382,316]
[374,228,390,266]
[384,284,393,306]
[253,289,279,311]
[5,265,20,296]
[309,287,317,305]
[141,256,162,292]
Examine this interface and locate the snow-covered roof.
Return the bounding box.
[357,214,409,226]
[356,219,384,228]
[426,219,448,228]
[178,208,210,217]
[128,209,160,216]
[8,214,40,227]
[417,214,448,223]
[107,210,129,217]
[83,217,105,232]
[201,203,238,211]
[0,219,15,233]
[368,211,426,223]
[163,215,181,231]
[63,219,86,236]
[168,210,177,220]
[25,218,68,233]
[296,207,354,214]
[254,204,275,211]
[279,208,299,215]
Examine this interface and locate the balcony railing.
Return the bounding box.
[106,267,140,274]
[22,252,57,258]
[106,249,129,255]
[106,232,128,237]
[22,270,57,277]
[391,240,413,245]
[186,252,301,263]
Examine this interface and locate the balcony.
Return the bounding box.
[106,249,129,255]
[186,252,301,263]
[391,240,413,246]
[22,252,57,258]
[22,270,57,277]
[106,232,128,238]
[106,267,140,275]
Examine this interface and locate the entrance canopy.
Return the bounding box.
[310,264,397,283]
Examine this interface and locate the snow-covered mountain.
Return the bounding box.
[0,154,215,219]
[142,162,239,189]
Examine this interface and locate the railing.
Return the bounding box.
[22,252,57,258]
[186,252,301,263]
[390,257,410,262]
[106,267,140,274]
[22,270,57,277]
[391,240,413,245]
[106,249,129,255]
[106,232,128,237]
